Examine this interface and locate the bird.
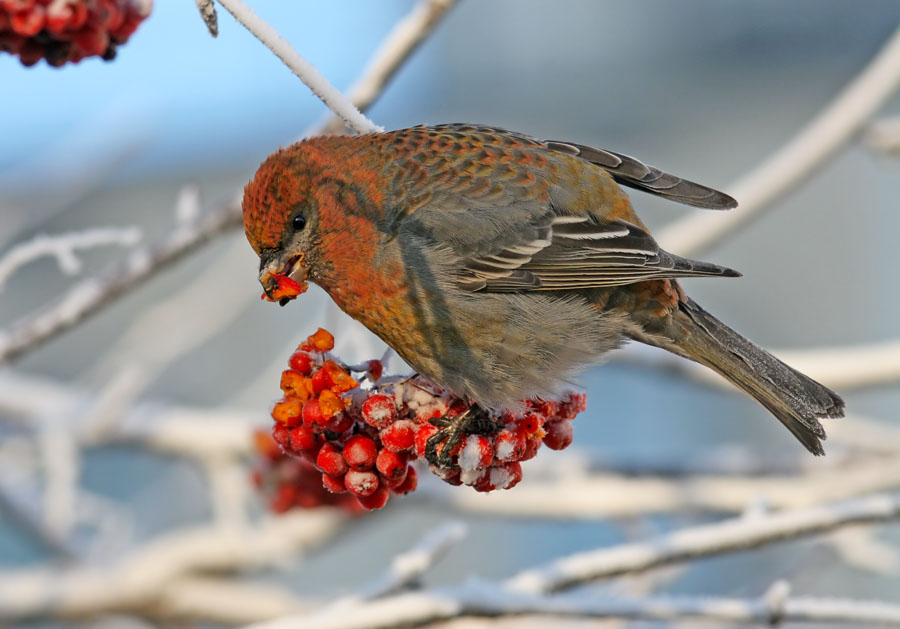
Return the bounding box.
[242,123,844,462]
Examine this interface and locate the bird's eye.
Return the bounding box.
[292,214,307,231]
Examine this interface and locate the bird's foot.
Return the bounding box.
[425,405,498,470]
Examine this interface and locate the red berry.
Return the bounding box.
[17,39,43,66]
[289,424,318,451]
[392,465,418,495]
[73,25,108,56]
[498,462,523,490]
[310,368,330,394]
[270,485,298,513]
[307,328,335,351]
[357,485,390,510]
[272,424,291,449]
[493,429,526,462]
[543,420,574,450]
[272,397,303,427]
[302,399,325,425]
[380,419,416,452]
[344,469,379,496]
[366,359,383,382]
[11,6,44,36]
[321,473,346,494]
[519,436,540,461]
[430,465,462,486]
[361,394,396,428]
[288,351,313,375]
[316,443,348,477]
[458,435,493,471]
[322,411,353,435]
[343,435,377,470]
[413,422,439,458]
[376,449,407,482]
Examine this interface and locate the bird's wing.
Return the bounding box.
[426,124,737,210]
[392,125,739,293]
[542,141,737,210]
[453,214,739,292]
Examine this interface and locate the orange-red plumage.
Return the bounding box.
[243,124,843,456]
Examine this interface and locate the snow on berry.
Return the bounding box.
[253,327,588,513]
[1,0,152,67]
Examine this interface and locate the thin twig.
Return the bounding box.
[0,199,242,365]
[505,492,900,593]
[659,26,900,256]
[0,228,141,292]
[247,581,900,629]
[315,0,459,135]
[215,0,381,134]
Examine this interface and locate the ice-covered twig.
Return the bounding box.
[247,580,900,629]
[0,197,242,365]
[862,114,900,156]
[0,228,141,293]
[195,0,218,36]
[433,455,900,519]
[659,26,900,256]
[0,510,345,622]
[355,521,467,600]
[215,0,382,134]
[505,492,900,593]
[314,0,459,135]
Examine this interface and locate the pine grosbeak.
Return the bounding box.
[242,124,843,456]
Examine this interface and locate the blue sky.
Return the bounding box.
[0,2,418,179]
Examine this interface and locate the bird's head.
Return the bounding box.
[243,145,321,305]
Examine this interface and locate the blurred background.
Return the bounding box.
[1,1,900,626]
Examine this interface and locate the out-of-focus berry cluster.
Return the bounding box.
[0,0,151,67]
[252,328,586,512]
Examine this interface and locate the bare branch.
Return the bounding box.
[505,492,900,593]
[659,26,900,256]
[315,0,459,135]
[215,0,381,134]
[0,199,242,365]
[0,511,345,622]
[195,0,218,37]
[0,228,141,292]
[247,581,900,628]
[0,0,456,366]
[862,114,900,156]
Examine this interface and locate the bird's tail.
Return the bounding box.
[633,297,844,455]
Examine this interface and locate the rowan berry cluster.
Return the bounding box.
[0,0,150,67]
[258,327,586,512]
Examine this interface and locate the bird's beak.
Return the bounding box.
[258,251,308,306]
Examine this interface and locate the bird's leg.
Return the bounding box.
[425,404,498,470]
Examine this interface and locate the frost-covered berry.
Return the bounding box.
[361,394,396,428]
[343,435,378,470]
[316,443,348,477]
[458,435,494,471]
[376,449,407,484]
[542,420,574,450]
[380,419,416,453]
[344,469,379,497]
[493,429,526,462]
[289,424,318,451]
[393,465,418,495]
[321,473,346,494]
[357,485,390,511]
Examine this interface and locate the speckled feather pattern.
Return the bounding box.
[243,124,844,453]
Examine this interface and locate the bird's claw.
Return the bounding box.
[425,406,498,469]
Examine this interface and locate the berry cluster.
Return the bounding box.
[258,327,586,512]
[0,0,151,67]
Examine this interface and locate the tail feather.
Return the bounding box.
[638,298,844,455]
